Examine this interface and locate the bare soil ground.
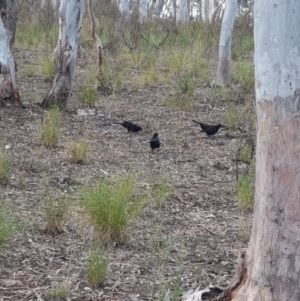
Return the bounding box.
[0,48,252,300]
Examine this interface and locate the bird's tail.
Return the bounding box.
[192,120,202,125]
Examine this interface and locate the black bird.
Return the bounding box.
[192,120,225,136]
[114,121,142,132]
[150,133,160,152]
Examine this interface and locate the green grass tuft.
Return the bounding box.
[87,246,110,288]
[232,61,254,91]
[237,162,255,210]
[49,284,69,300]
[40,57,56,82]
[82,175,143,242]
[0,147,10,185]
[41,106,61,147]
[44,195,68,234]
[223,105,242,133]
[69,139,89,164]
[0,202,13,246]
[179,75,196,96]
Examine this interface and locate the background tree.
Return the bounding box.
[221,1,300,300]
[176,0,188,24]
[42,0,87,109]
[139,0,148,23]
[0,0,20,106]
[211,0,236,87]
[119,0,130,21]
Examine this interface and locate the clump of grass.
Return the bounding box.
[82,175,142,242]
[237,162,255,210]
[0,202,13,246]
[87,246,110,288]
[44,195,68,234]
[152,179,171,209]
[168,51,185,74]
[80,84,98,107]
[224,105,242,133]
[0,147,10,185]
[238,220,250,242]
[69,139,89,164]
[23,66,35,77]
[16,23,44,48]
[209,86,236,102]
[239,144,253,163]
[232,61,254,91]
[149,227,184,300]
[40,57,56,82]
[163,94,193,111]
[49,284,69,300]
[41,106,61,147]
[179,75,196,96]
[143,65,159,86]
[191,59,211,83]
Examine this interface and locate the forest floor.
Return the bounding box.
[0,48,253,301]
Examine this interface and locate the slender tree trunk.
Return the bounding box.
[155,0,165,17]
[221,1,300,300]
[42,0,86,109]
[176,0,188,24]
[201,0,209,22]
[0,0,20,106]
[210,0,236,87]
[139,0,148,23]
[208,0,216,23]
[119,0,130,21]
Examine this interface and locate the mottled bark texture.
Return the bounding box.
[0,0,20,106]
[42,0,86,110]
[220,1,300,301]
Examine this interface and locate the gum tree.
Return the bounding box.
[0,0,20,106]
[42,0,87,109]
[222,1,300,300]
[211,0,237,87]
[176,0,188,24]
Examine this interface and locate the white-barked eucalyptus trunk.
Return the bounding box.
[119,0,130,21]
[222,1,300,300]
[211,0,236,87]
[139,0,148,23]
[42,0,86,109]
[0,0,20,106]
[176,0,188,24]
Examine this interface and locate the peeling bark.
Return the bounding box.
[42,0,87,109]
[221,1,300,301]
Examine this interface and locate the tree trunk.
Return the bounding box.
[0,0,20,106]
[119,0,130,21]
[221,1,300,301]
[42,0,86,110]
[208,0,216,23]
[210,0,236,87]
[155,0,165,17]
[201,0,209,22]
[176,0,188,24]
[139,0,148,23]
